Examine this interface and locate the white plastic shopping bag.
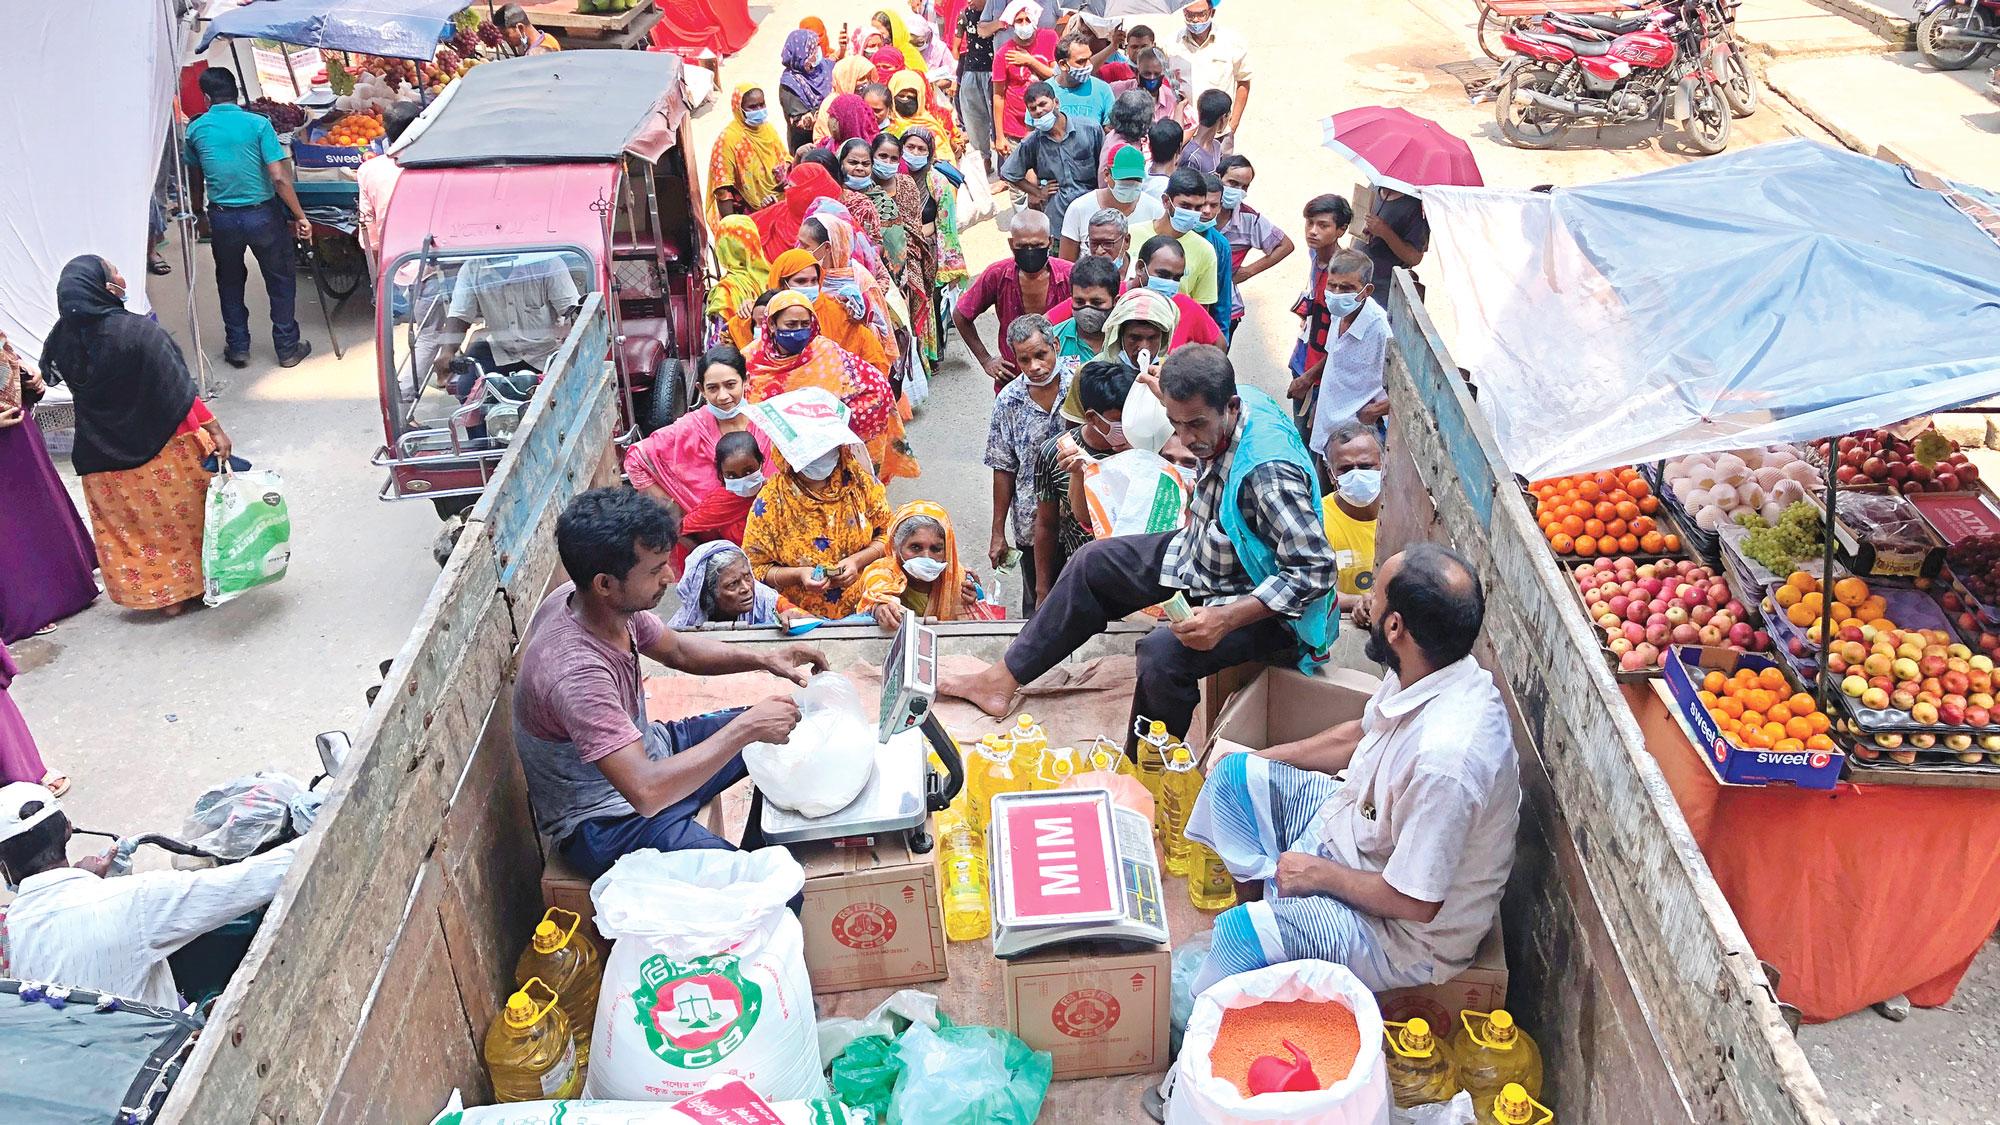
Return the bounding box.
[585,848,824,1102]
[743,673,877,818]
[1166,960,1392,1125]
[956,150,996,228]
[202,468,291,606]
[1082,449,1191,539]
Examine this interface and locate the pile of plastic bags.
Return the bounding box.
[822,991,1052,1125]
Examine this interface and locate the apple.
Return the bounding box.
[1876,732,1904,749]
[1691,604,1716,627]
[1974,654,1995,673]
[1910,732,1937,749]
[1666,605,1689,626]
[1946,733,1974,751]
[1842,675,1869,697]
[1968,706,1991,728]
[1609,637,1633,654]
[1634,642,1660,666]
[1949,642,1973,660]
[1863,652,1895,677]
[1974,691,1996,710]
[1892,689,1918,711]
[1647,623,1672,646]
[1863,686,1891,710]
[1623,621,1647,645]
[1863,455,1887,477]
[1673,623,1702,646]
[1625,601,1649,624]
[1920,654,1949,678]
[1696,624,1724,646]
[1981,734,2000,752]
[1911,700,1940,724]
[1839,625,1866,644]
[1609,595,1632,617]
[1619,649,1648,672]
[1752,630,1770,652]
[1944,670,1973,696]
[1870,675,1895,692]
[1828,654,1850,675]
[1941,701,1968,726]
[1728,622,1755,648]
[1892,657,1921,682]
[1599,612,1623,631]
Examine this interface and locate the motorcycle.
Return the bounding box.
[1915,0,2000,69]
[1481,0,1734,155]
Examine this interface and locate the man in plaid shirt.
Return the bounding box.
[943,345,1340,754]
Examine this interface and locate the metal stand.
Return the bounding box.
[296,236,346,358]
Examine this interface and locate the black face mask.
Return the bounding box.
[1013,245,1051,273]
[1074,306,1110,335]
[895,95,920,116]
[1364,617,1400,673]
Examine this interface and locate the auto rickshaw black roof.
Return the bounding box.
[395,52,691,169]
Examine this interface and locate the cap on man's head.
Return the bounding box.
[0,783,61,844]
[1109,145,1147,182]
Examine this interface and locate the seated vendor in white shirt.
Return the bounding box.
[0,783,297,1009]
[1187,543,1519,993]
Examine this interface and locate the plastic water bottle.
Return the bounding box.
[1008,714,1049,787]
[512,908,602,1068]
[937,808,992,942]
[1188,843,1237,911]
[1134,717,1172,809]
[1384,1017,1462,1108]
[1158,743,1201,876]
[1451,1009,1546,1107]
[483,978,582,1102]
[1475,1082,1554,1125]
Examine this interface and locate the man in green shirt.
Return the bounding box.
[183,67,312,369]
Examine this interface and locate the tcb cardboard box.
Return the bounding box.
[1374,917,1508,1032]
[1003,940,1172,1081]
[1204,665,1381,764]
[798,834,948,994]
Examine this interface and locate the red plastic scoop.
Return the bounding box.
[1245,1039,1321,1094]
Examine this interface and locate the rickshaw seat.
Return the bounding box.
[618,319,669,378]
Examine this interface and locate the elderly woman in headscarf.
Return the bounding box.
[777,29,834,151]
[750,163,841,261]
[667,541,810,629]
[706,83,790,222]
[859,500,983,630]
[815,57,876,143]
[39,256,233,616]
[706,215,771,349]
[743,292,917,482]
[743,442,893,619]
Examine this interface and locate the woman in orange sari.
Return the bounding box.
[767,245,893,374]
[858,500,983,629]
[743,292,918,482]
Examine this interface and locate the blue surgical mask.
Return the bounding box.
[1139,76,1162,92]
[772,325,814,355]
[1110,181,1144,205]
[808,49,823,68]
[1065,66,1092,85]
[1337,467,1384,506]
[790,284,821,303]
[1169,206,1201,233]
[904,152,930,170]
[1027,111,1058,132]
[1195,214,1217,233]
[872,159,901,180]
[1187,19,1213,35]
[1221,186,1246,209]
[1145,275,1181,297]
[1326,290,1364,316]
[705,401,744,420]
[743,108,769,127]
[845,173,873,190]
[724,472,764,497]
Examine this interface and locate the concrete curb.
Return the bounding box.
[1803,0,1916,47]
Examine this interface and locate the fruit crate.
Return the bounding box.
[1566,556,1769,683]
[1808,485,1946,580]
[1522,481,1692,567]
[1660,646,1845,788]
[1762,581,1949,685]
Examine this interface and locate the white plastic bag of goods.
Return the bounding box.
[1083,449,1190,539]
[1391,1091,1475,1124]
[428,1087,868,1124]
[202,469,292,606]
[585,847,825,1102]
[743,673,878,818]
[1165,960,1392,1125]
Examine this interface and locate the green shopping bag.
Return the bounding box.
[202,468,291,606]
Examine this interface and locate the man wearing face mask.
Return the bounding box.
[988,0,1059,159]
[1144,168,1220,310]
[1051,33,1115,127]
[1167,0,1250,138]
[1317,422,1384,622]
[1109,45,1181,124]
[1305,248,1392,458]
[943,346,1341,758]
[999,82,1105,226]
[1057,146,1161,261]
[1115,235,1222,349]
[1034,358,1137,603]
[954,208,1073,388]
[1216,154,1294,344]
[1185,544,1519,998]
[983,315,1070,614]
[1047,254,1121,376]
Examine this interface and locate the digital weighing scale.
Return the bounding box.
[757,609,965,853]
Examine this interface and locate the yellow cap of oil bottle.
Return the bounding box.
[1384,1017,1462,1108]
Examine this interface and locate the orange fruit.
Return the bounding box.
[1697,689,1719,707]
[1606,518,1628,538]
[1639,531,1665,553]
[1789,692,1816,713]
[1615,500,1641,522]
[1774,585,1802,609]
[1561,514,1585,536]
[1806,733,1835,751]
[1787,571,1817,593]
[1833,577,1870,607]
[1639,495,1660,514]
[1785,716,1814,741]
[1617,534,1639,554]
[1763,721,1788,743]
[1662,533,1681,552]
[1626,479,1651,499]
[1745,688,1776,714]
[1768,702,1794,724]
[1759,667,1787,691]
[1594,501,1618,522]
[1584,519,1606,538]
[1578,480,1600,500]
[1703,671,1726,693]
[1550,533,1574,554]
[1715,697,1744,718]
[1786,601,1817,628]
[1774,738,1805,753]
[1574,535,1598,557]
[1806,712,1831,734]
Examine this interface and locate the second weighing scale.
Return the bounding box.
[758,609,965,853]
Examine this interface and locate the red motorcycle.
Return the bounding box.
[1481,0,1733,154]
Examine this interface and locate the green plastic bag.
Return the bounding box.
[885,1024,1052,1125]
[829,1034,904,1121]
[202,469,291,606]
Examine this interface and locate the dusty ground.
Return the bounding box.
[8,0,1995,1119]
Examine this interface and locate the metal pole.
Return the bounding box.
[169,3,214,397]
[1817,440,1837,711]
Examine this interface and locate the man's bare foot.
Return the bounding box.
[938,662,1020,717]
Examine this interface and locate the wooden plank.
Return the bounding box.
[522,0,654,34]
[1380,272,1835,1124]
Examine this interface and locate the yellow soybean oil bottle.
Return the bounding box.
[1475,1081,1554,1125]
[483,978,582,1102]
[1451,1009,1545,1106]
[1383,1017,1461,1108]
[1008,714,1050,786]
[1188,843,1237,911]
[1134,718,1172,808]
[1079,736,1137,778]
[1157,743,1201,876]
[966,734,1030,831]
[936,806,993,942]
[512,907,602,1068]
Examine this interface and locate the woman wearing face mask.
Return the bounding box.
[745,292,917,482]
[769,246,883,372]
[888,70,964,158]
[778,30,836,152]
[743,441,893,619]
[873,9,930,73]
[623,345,773,523]
[815,58,877,144]
[39,255,233,617]
[706,84,789,222]
[860,500,984,629]
[667,541,812,629]
[842,134,933,377]
[896,126,968,371]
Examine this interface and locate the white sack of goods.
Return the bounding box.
[742,673,876,818]
[585,848,824,1102]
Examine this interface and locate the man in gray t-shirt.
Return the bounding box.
[513,488,825,878]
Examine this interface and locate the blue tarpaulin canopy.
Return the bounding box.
[197,0,468,60]
[1422,140,2000,479]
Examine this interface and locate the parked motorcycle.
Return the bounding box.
[1916,0,2000,69]
[1482,0,1734,155]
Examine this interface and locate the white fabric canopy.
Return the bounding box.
[0,1,181,357]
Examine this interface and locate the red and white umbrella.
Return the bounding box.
[1320,106,1483,196]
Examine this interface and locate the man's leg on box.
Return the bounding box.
[1127,607,1293,755]
[560,707,749,879]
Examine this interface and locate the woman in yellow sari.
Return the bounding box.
[815,57,876,144]
[705,215,771,349]
[742,444,892,619]
[706,83,790,223]
[859,500,983,629]
[873,9,929,74]
[888,69,962,158]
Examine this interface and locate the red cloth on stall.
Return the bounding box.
[647,0,756,55]
[1626,683,2000,1022]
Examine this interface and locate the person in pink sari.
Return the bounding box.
[0,641,65,792]
[624,345,774,518]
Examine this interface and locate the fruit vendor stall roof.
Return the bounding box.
[392,52,688,168]
[1418,140,2000,481]
[197,0,472,60]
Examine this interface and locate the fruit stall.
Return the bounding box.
[1413,143,2000,1027]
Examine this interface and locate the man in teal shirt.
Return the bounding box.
[183,67,312,369]
[1048,254,1120,381]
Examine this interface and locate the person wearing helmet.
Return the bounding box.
[0,783,297,1008]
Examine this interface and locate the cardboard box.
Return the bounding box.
[1661,646,1845,789]
[1375,917,1507,1033]
[798,833,947,994]
[1203,665,1381,764]
[1003,940,1172,1081]
[538,798,732,955]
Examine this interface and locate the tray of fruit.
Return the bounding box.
[1939,536,2000,634]
[1654,446,1822,564]
[314,112,385,148]
[1662,647,1844,787]
[1570,556,1769,679]
[1812,428,1981,494]
[1829,627,2000,735]
[1718,501,1829,591]
[1762,572,1943,683]
[1847,731,2000,770]
[1528,468,1684,562]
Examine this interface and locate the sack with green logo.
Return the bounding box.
[584,847,824,1103]
[202,468,291,606]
